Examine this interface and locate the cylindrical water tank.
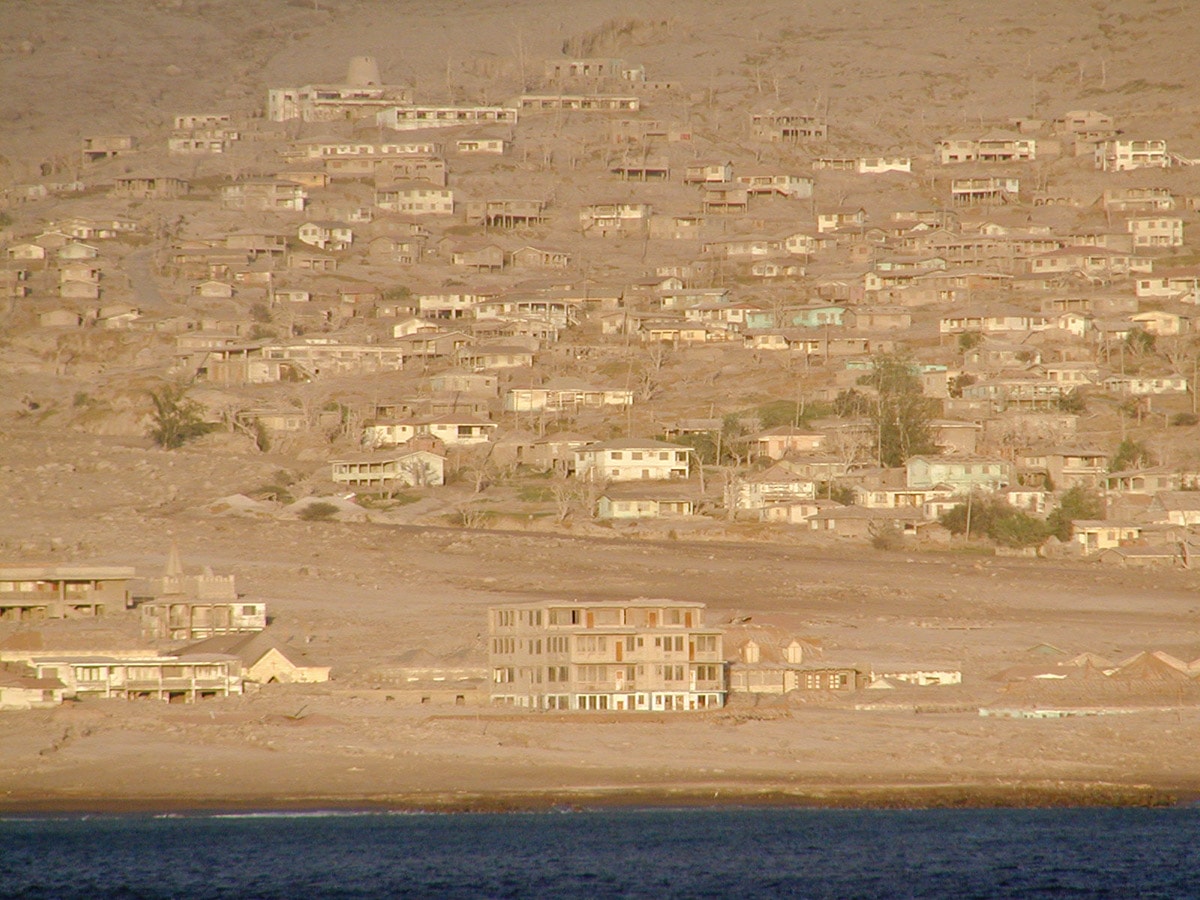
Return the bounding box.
[345,56,380,86]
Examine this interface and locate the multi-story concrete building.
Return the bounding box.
[220,180,306,212]
[935,133,1036,164]
[268,57,413,122]
[260,340,405,377]
[1101,187,1175,212]
[543,57,636,82]
[374,183,454,216]
[81,134,135,163]
[488,599,726,711]
[504,381,634,413]
[1095,138,1169,171]
[951,176,1020,206]
[579,202,651,235]
[362,414,497,448]
[137,547,267,641]
[376,105,518,131]
[518,94,640,112]
[750,110,828,142]
[1126,217,1184,248]
[574,439,691,482]
[0,566,135,622]
[140,601,267,641]
[16,652,243,702]
[330,449,446,488]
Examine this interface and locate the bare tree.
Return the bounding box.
[1160,336,1200,414]
[454,503,490,529]
[400,457,437,489]
[548,474,579,524]
[453,444,498,494]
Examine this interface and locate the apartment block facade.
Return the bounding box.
[0,566,135,621]
[488,599,726,711]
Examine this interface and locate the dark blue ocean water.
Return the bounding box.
[1,806,1197,899]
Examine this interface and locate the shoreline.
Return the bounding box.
[0,782,1189,816]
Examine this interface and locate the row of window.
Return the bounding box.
[494,693,725,712]
[493,664,723,685]
[493,633,718,657]
[497,607,701,629]
[606,451,682,461]
[73,665,229,682]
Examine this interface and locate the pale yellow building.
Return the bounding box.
[488,598,725,711]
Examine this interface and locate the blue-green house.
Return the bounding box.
[745,304,846,330]
[906,456,1011,491]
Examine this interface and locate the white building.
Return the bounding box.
[376,106,518,131]
[1095,139,1169,171]
[363,415,497,448]
[331,449,445,488]
[574,439,690,482]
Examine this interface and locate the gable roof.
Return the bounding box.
[578,438,689,451]
[178,632,319,669]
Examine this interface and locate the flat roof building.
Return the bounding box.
[488,598,725,711]
[0,565,135,621]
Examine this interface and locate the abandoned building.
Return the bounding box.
[488,598,726,711]
[0,565,135,622]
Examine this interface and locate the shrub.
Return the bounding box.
[251,419,271,453]
[1171,412,1198,427]
[298,501,339,521]
[756,399,830,429]
[948,373,976,398]
[940,496,1050,547]
[148,384,212,450]
[988,510,1050,548]
[869,520,905,550]
[1047,486,1104,541]
[817,482,856,506]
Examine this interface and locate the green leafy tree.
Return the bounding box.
[1057,389,1087,413]
[1109,438,1151,473]
[817,481,855,505]
[834,388,871,418]
[147,384,211,450]
[1125,328,1156,357]
[1046,486,1104,541]
[662,417,749,466]
[859,352,937,467]
[755,399,830,429]
[940,496,994,540]
[671,430,720,465]
[940,496,1050,547]
[948,373,976,399]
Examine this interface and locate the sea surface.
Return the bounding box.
[1,805,1197,899]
